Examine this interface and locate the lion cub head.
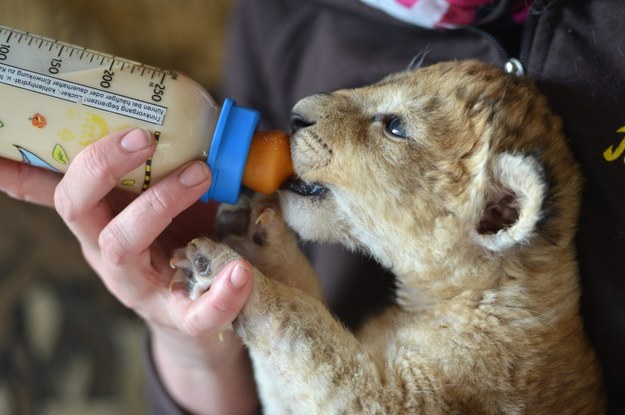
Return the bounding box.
[280,60,581,297]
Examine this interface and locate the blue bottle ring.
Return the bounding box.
[201,98,260,204]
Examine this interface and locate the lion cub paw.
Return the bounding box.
[217,195,294,267]
[169,238,240,300]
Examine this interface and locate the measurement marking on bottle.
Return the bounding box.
[0,62,167,125]
[0,24,179,126]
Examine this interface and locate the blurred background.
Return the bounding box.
[0,0,233,413]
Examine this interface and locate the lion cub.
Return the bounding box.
[171,61,605,414]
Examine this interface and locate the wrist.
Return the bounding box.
[148,325,259,415]
[149,322,236,368]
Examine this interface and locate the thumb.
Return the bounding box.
[182,260,253,337]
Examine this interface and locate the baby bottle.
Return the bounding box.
[0,25,293,204]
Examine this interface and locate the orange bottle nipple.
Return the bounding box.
[242,130,294,194]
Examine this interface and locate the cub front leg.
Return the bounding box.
[237,274,392,414]
[217,193,322,300]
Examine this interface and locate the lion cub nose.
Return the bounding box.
[289,113,315,133]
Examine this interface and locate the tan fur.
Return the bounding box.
[173,61,605,414]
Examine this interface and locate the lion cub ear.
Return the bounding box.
[473,152,547,252]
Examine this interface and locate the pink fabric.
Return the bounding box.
[363,0,533,28]
[440,1,486,26]
[396,0,418,7]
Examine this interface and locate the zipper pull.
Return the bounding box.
[504,58,525,77]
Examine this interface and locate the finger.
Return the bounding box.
[178,260,253,337]
[0,157,62,206]
[97,160,211,267]
[54,129,156,247]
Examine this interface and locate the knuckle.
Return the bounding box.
[144,186,176,218]
[98,224,130,267]
[53,144,116,223]
[53,181,79,222]
[182,311,205,337]
[80,144,116,182]
[211,293,236,316]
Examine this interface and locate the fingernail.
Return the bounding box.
[120,128,153,152]
[230,265,251,289]
[179,162,210,187]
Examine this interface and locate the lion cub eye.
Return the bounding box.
[381,115,409,139]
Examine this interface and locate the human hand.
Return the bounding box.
[0,129,259,414]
